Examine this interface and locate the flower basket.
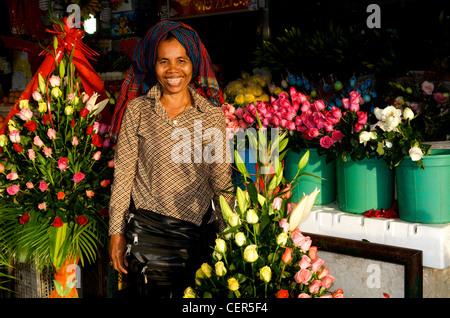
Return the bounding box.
[396,149,450,223]
[336,156,394,214]
[285,148,336,205]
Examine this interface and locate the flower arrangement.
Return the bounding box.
[183,113,343,298]
[0,23,114,276]
[224,68,272,106]
[385,75,450,141]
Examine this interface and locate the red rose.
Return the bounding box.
[86,126,94,135]
[92,134,103,148]
[331,130,343,141]
[76,215,88,226]
[53,217,63,227]
[19,213,30,225]
[80,108,90,118]
[13,143,23,152]
[275,289,290,298]
[24,120,37,132]
[43,115,51,125]
[98,208,109,217]
[70,118,75,127]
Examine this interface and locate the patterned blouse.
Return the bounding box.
[109,83,234,235]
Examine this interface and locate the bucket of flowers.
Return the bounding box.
[0,18,114,298]
[183,111,343,298]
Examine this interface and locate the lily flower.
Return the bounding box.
[288,188,320,231]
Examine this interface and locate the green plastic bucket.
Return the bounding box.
[396,149,450,223]
[336,156,394,213]
[285,149,336,205]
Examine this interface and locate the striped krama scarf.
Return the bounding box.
[110,20,223,140]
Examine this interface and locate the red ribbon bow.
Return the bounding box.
[0,18,111,135]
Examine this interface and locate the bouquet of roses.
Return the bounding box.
[0,31,114,276]
[183,113,343,298]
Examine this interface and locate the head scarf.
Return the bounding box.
[110,20,223,139]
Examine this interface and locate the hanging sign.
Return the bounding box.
[168,0,259,19]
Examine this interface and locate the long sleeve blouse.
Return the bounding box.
[109,84,234,235]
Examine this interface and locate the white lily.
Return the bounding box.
[288,188,320,231]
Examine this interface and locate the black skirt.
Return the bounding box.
[124,205,215,298]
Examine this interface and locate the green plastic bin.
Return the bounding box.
[336,156,394,213]
[396,149,450,223]
[285,149,336,205]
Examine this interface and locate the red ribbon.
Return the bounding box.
[0,19,111,135]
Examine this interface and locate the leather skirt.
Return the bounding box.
[125,206,215,297]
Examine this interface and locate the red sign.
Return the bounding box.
[168,0,257,18]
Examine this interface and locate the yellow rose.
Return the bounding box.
[246,209,259,224]
[38,101,47,113]
[183,287,196,298]
[235,232,246,247]
[244,244,258,263]
[215,261,227,277]
[201,263,213,278]
[276,232,288,246]
[215,238,227,254]
[260,266,272,283]
[228,277,239,291]
[18,99,29,109]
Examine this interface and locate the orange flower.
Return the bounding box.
[281,247,292,264]
[275,289,289,298]
[100,179,110,187]
[57,191,65,200]
[86,190,94,197]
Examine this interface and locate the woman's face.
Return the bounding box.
[155,38,193,96]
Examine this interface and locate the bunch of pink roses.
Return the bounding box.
[0,52,114,271]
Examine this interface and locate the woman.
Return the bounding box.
[108,21,234,297]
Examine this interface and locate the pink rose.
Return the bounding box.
[49,75,61,87]
[331,130,343,141]
[421,81,434,95]
[38,202,47,210]
[9,130,21,143]
[7,185,20,195]
[294,268,312,285]
[72,136,78,146]
[321,275,335,289]
[433,92,449,104]
[319,136,334,149]
[6,172,18,180]
[57,157,68,170]
[28,149,35,161]
[354,123,364,133]
[73,172,85,183]
[38,181,48,192]
[93,151,101,161]
[304,128,319,140]
[318,267,329,279]
[298,254,311,270]
[309,280,322,293]
[298,293,311,298]
[17,108,33,121]
[272,197,282,210]
[43,146,52,157]
[342,98,350,109]
[235,107,244,119]
[26,182,34,189]
[34,136,44,147]
[311,258,325,272]
[243,112,255,124]
[32,90,42,101]
[279,218,290,233]
[47,128,57,140]
[357,111,368,124]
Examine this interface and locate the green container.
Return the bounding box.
[396,149,450,224]
[336,156,394,213]
[285,149,336,205]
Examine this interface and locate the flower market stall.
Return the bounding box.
[0,0,448,301]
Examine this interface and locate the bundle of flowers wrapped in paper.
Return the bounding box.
[0,18,114,286]
[183,112,343,298]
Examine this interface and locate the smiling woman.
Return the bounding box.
[108,20,234,298]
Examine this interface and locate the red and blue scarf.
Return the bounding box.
[110,20,223,140]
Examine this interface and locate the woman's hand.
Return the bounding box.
[109,234,129,274]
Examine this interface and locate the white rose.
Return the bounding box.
[246,209,259,224]
[403,107,414,120]
[215,238,227,254]
[276,232,288,246]
[235,232,246,247]
[409,146,423,161]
